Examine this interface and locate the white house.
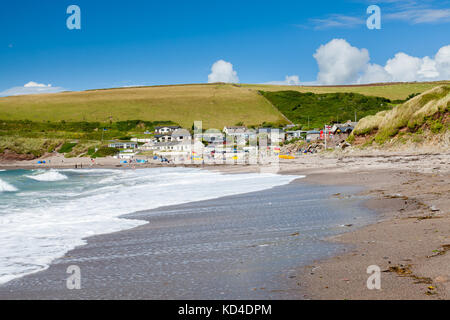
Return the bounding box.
[154,126,181,134]
[171,129,192,142]
[131,138,153,143]
[286,130,306,141]
[257,128,285,144]
[223,126,247,135]
[115,149,137,160]
[154,134,173,143]
[223,126,256,145]
[139,141,156,151]
[202,129,224,143]
[148,140,203,153]
[108,141,138,149]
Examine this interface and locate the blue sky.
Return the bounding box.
[0,0,449,95]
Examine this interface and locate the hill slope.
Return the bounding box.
[245,81,449,101]
[260,91,393,129]
[351,85,450,149]
[0,84,287,129]
[0,82,447,129]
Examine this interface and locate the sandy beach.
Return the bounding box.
[284,152,450,300]
[215,151,450,299]
[0,150,449,300]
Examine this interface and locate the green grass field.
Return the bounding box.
[1,82,448,130]
[0,84,288,129]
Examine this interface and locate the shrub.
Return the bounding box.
[92,147,119,158]
[58,142,77,153]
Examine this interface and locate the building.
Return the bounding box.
[306,130,321,142]
[222,126,257,145]
[286,130,306,141]
[131,138,153,143]
[257,128,286,144]
[223,126,247,135]
[171,129,192,142]
[108,141,138,149]
[154,134,173,143]
[147,140,203,153]
[201,129,224,143]
[330,120,357,135]
[154,125,181,134]
[117,152,137,160]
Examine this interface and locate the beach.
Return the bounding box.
[0,151,449,299]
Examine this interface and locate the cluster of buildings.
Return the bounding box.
[107,121,357,160]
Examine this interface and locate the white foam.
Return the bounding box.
[26,170,68,182]
[0,178,17,192]
[0,168,299,284]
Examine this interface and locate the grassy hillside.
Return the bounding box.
[351,85,450,146]
[261,91,393,129]
[1,82,447,131]
[0,84,288,129]
[245,81,449,101]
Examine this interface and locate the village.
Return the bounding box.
[106,121,358,165]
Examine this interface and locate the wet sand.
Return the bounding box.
[211,152,450,299]
[0,151,449,299]
[0,178,376,300]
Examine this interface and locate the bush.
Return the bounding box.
[430,121,444,133]
[58,142,77,153]
[92,147,119,158]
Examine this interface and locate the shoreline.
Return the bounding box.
[0,175,376,299]
[0,151,449,299]
[208,152,450,299]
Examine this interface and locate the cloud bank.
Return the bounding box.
[0,81,65,97]
[208,60,239,83]
[313,39,450,85]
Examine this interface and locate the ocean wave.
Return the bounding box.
[0,168,298,284]
[26,171,68,182]
[0,178,17,192]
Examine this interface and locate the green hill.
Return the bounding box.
[0,84,288,129]
[260,91,393,130]
[0,82,447,130]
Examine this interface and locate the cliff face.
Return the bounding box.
[0,149,37,162]
[350,85,450,151]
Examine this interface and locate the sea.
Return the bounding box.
[0,167,298,284]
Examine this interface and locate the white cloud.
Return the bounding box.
[308,15,365,30]
[385,8,450,24]
[313,39,370,85]
[207,60,239,83]
[304,1,450,29]
[266,75,301,86]
[435,45,450,79]
[358,63,392,84]
[0,81,65,97]
[312,39,450,85]
[24,81,51,88]
[384,52,423,82]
